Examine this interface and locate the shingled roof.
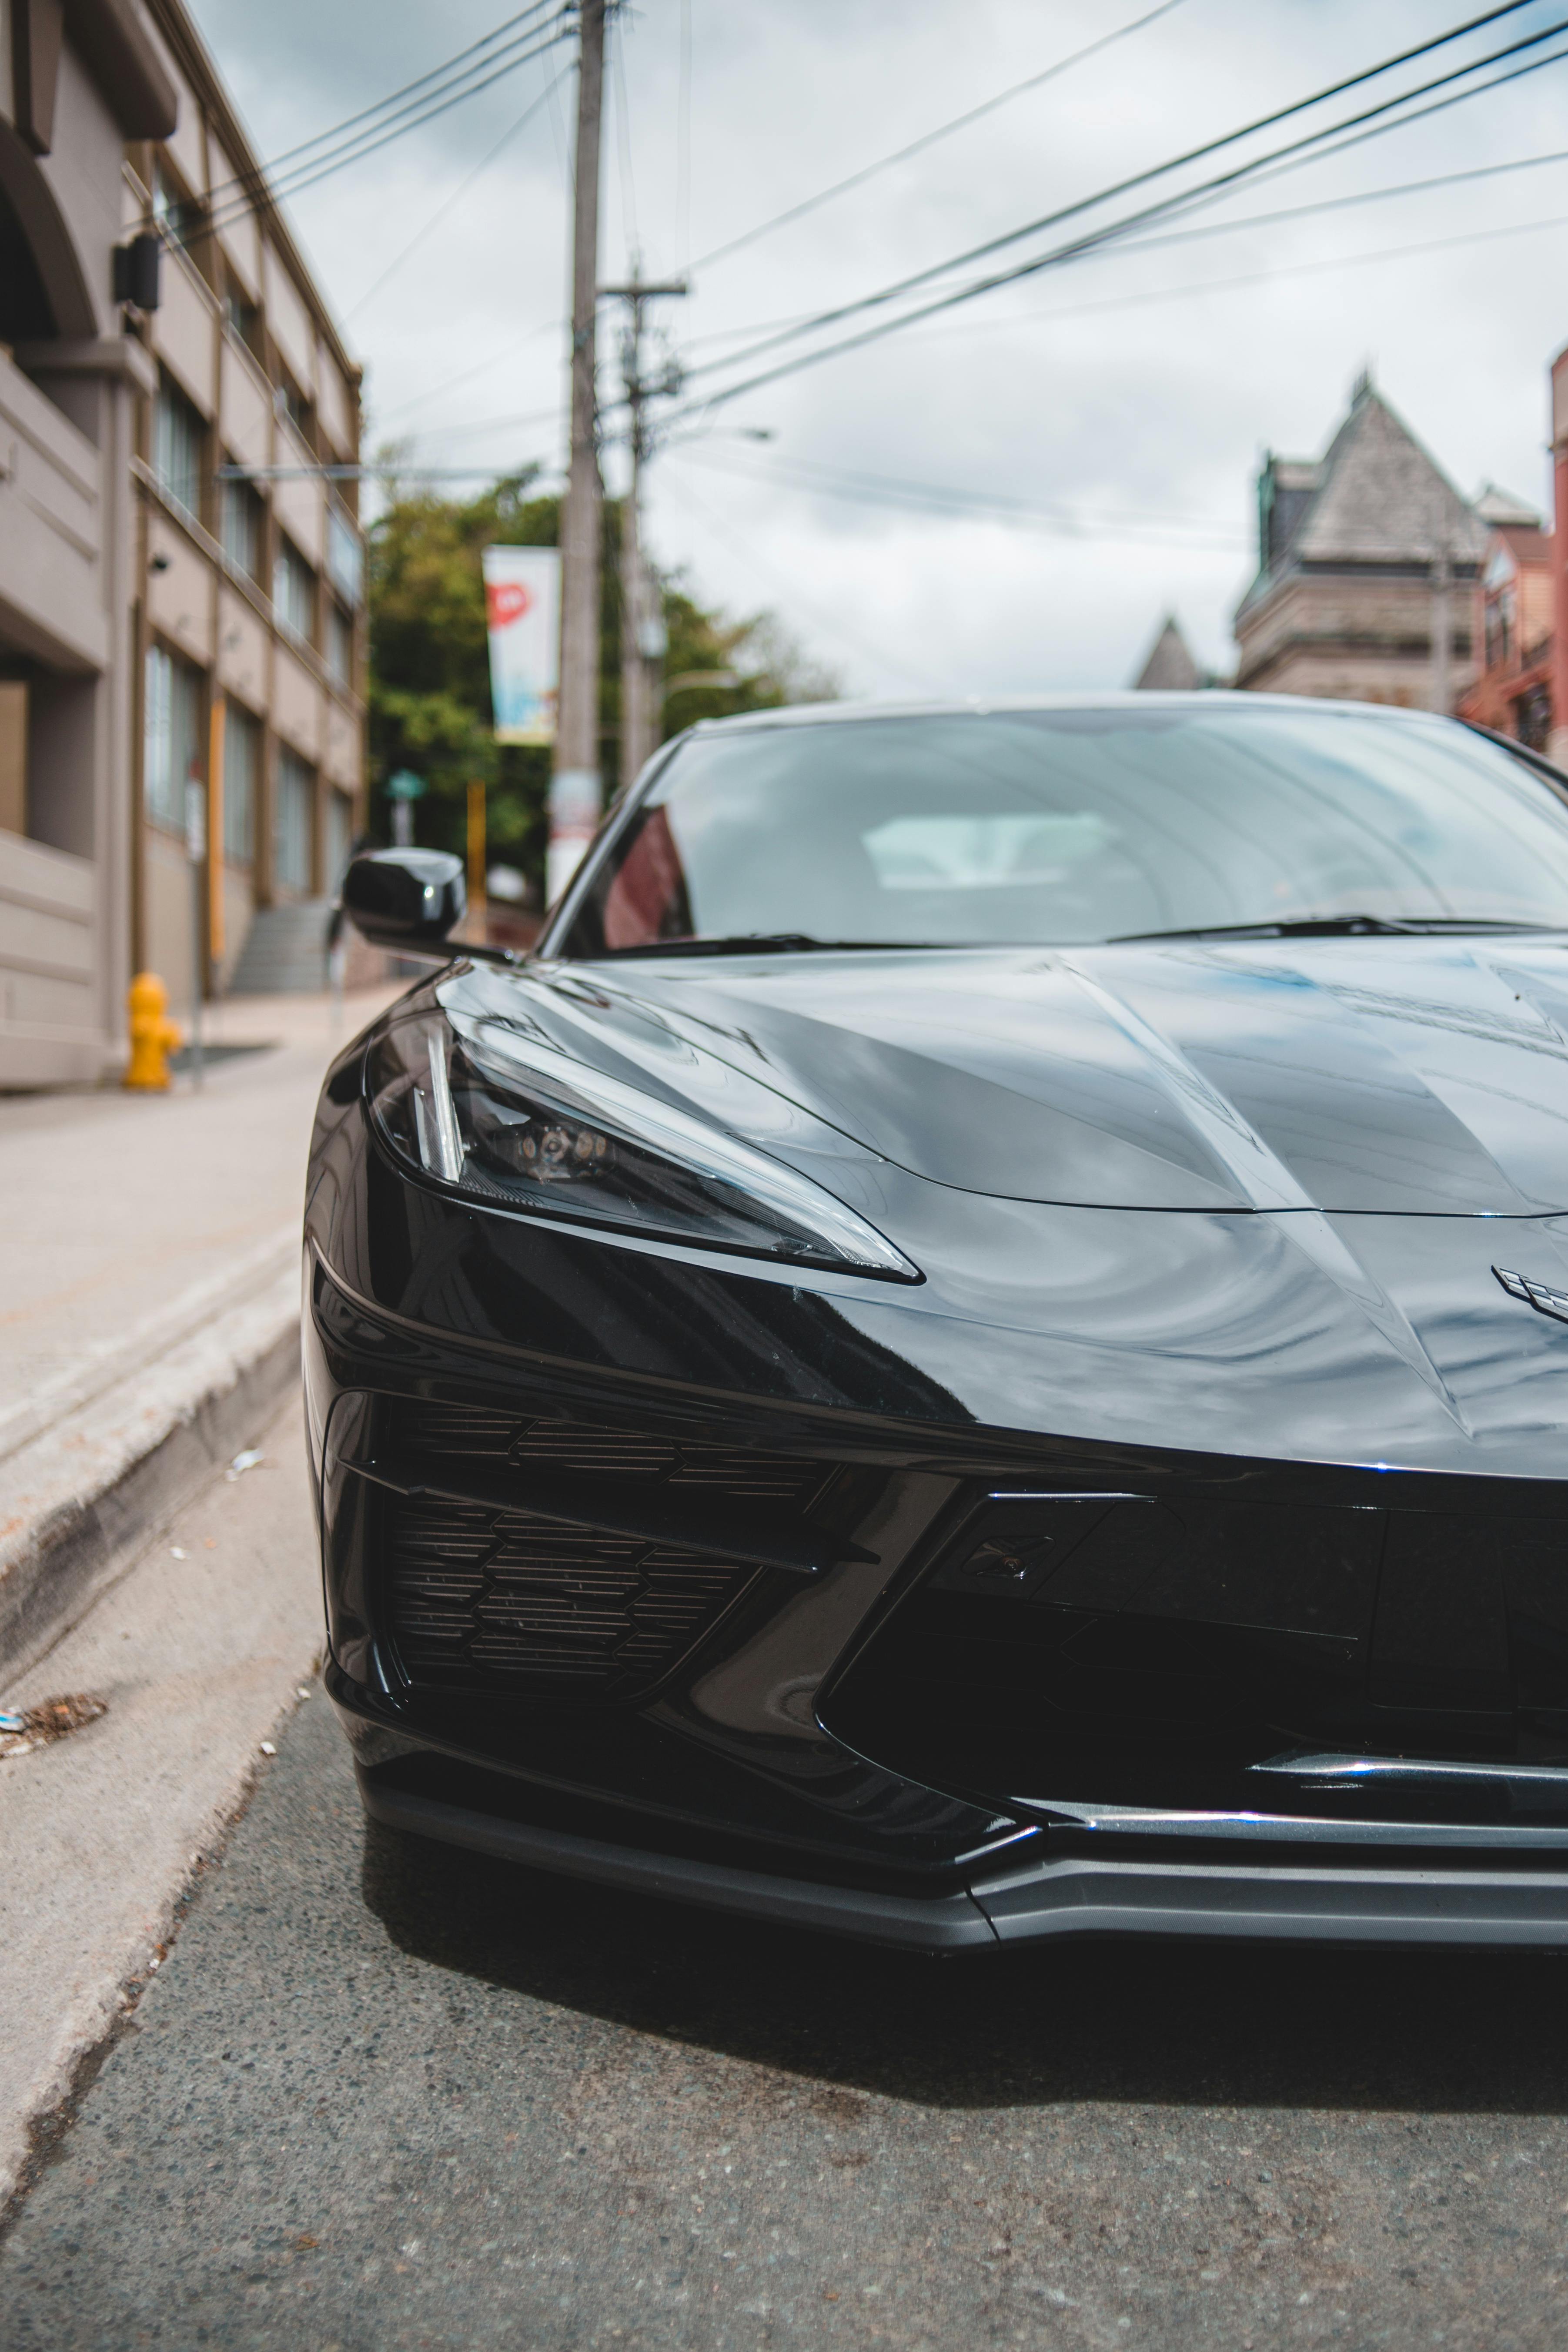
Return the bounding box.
[1239,376,1486,620]
[1131,615,1203,690]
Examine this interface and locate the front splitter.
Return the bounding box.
[357,1769,1568,1953]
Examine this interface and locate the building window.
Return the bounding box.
[1517,686,1552,753]
[274,537,315,643]
[220,471,263,581]
[153,371,205,520]
[325,787,354,890]
[274,747,314,894]
[326,507,364,605]
[275,374,313,439]
[223,276,261,357]
[144,644,202,834]
[325,600,353,686]
[222,702,260,865]
[153,162,203,252]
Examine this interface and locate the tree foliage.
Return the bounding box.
[367,468,839,895]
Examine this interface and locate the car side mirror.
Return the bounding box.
[342,849,465,950]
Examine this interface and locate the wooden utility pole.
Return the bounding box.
[603,270,686,792]
[550,0,607,907]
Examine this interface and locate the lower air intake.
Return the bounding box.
[385,1492,759,1700]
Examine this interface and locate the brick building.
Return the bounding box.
[1234,374,1485,709]
[0,0,365,1087]
[1455,488,1553,750]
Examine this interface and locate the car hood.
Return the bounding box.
[464,937,1568,1214]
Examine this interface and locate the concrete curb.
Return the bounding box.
[0,1391,323,2215]
[0,1256,301,1681]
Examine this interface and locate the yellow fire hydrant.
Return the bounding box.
[124,972,182,1091]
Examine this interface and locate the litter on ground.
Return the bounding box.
[0,1692,108,1761]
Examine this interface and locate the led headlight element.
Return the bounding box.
[368,1011,920,1281]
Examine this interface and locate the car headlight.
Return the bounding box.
[367,1009,920,1281]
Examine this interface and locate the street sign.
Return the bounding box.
[387,769,425,849]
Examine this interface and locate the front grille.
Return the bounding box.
[386,1494,759,1699]
[380,1397,834,1698]
[824,1489,1568,1827]
[393,1398,825,1507]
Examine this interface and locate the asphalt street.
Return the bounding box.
[3,1689,1568,2346]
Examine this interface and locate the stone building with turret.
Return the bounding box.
[1233,375,1486,710]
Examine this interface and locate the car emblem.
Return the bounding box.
[1494,1266,1568,1324]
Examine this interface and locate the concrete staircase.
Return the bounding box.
[226,900,333,996]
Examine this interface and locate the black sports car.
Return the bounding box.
[308,693,1568,1950]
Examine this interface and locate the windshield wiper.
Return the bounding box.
[1110,915,1560,943]
[598,934,933,957]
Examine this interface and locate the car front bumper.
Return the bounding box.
[307,1028,1568,1951]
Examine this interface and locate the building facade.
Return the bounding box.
[0,0,365,1088]
[1551,345,1568,772]
[1234,375,1486,711]
[1455,492,1554,750]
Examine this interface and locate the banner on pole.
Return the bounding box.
[482,546,559,744]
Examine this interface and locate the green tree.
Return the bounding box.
[368,468,839,899]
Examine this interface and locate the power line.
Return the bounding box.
[393,405,567,444]
[611,5,641,266]
[680,0,1549,391]
[202,0,560,214]
[677,442,1247,548]
[677,19,1568,415]
[204,16,575,235]
[386,175,1568,471]
[388,188,1568,468]
[363,6,1565,449]
[688,0,1191,273]
[676,0,693,272]
[891,204,1568,345]
[207,18,573,229]
[668,142,1568,360]
[344,66,570,322]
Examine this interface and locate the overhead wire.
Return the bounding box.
[201,0,561,214]
[669,142,1568,358]
[676,0,693,273]
[344,64,570,321]
[688,0,1192,273]
[351,6,1561,444]
[202,14,575,235]
[675,443,1248,548]
[394,181,1568,468]
[886,203,1568,345]
[611,6,641,267]
[677,0,1551,391]
[675,17,1568,415]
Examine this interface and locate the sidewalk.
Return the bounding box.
[0,983,403,1677]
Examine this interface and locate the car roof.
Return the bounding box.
[687,689,1453,736]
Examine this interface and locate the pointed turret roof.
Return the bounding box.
[1239,377,1486,617]
[1132,615,1202,691]
[1473,482,1543,530]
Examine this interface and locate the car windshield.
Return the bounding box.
[558,705,1568,954]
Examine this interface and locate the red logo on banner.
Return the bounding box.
[487,580,533,629]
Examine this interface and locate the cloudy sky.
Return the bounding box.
[186,0,1568,695]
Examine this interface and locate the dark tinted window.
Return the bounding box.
[561,706,1568,953]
